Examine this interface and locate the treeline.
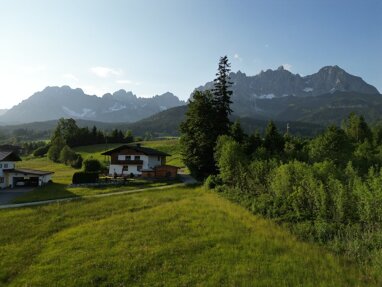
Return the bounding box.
[210,114,382,280]
[47,118,134,148]
[30,118,136,168]
[0,128,51,145]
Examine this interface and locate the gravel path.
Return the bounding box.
[0,174,199,210]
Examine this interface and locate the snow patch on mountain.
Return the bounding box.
[303,87,314,92]
[108,103,127,112]
[258,94,276,99]
[62,106,95,118]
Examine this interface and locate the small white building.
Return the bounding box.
[102,144,176,177]
[0,151,54,189]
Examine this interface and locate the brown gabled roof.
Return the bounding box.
[0,151,22,162]
[3,168,54,176]
[101,144,170,157]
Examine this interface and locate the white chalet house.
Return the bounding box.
[0,151,54,189]
[102,144,178,178]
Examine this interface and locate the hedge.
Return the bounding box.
[72,172,99,184]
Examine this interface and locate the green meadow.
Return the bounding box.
[0,186,369,286]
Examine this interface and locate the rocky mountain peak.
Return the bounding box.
[0,86,185,124]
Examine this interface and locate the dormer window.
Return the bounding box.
[135,156,140,160]
[125,156,131,160]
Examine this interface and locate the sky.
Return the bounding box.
[0,0,381,109]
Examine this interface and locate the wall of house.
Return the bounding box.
[0,161,15,176]
[148,156,162,169]
[40,174,53,185]
[114,154,148,169]
[108,164,142,176]
[0,161,16,189]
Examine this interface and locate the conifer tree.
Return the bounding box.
[212,56,233,135]
[343,112,372,143]
[264,121,284,154]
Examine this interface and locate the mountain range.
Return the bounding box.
[196,65,380,119]
[0,86,185,124]
[0,65,380,134]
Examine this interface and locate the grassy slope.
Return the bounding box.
[13,140,183,203]
[0,187,368,286]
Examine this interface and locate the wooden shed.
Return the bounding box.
[141,165,179,179]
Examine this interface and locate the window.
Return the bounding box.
[4,164,8,169]
[0,177,3,183]
[135,156,140,160]
[157,156,160,161]
[137,165,142,171]
[0,164,2,168]
[125,155,131,160]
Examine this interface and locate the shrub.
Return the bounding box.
[72,172,99,184]
[71,154,83,169]
[204,174,222,189]
[59,145,77,165]
[33,145,50,157]
[83,159,102,172]
[47,145,62,162]
[270,161,324,221]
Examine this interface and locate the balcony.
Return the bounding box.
[111,159,143,165]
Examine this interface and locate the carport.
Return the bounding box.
[4,169,54,188]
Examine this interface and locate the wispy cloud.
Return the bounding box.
[63,73,79,82]
[283,63,292,71]
[116,79,142,86]
[234,53,243,61]
[90,66,122,78]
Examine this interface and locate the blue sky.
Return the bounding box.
[0,0,381,109]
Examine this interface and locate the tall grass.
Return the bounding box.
[0,187,368,286]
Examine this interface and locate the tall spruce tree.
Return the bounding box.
[212,56,233,135]
[180,56,234,180]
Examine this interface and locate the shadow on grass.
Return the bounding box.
[11,179,183,204]
[11,183,79,204]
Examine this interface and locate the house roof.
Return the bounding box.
[101,144,170,156]
[3,168,54,176]
[0,151,22,162]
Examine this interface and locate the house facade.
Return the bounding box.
[102,144,178,178]
[0,151,54,189]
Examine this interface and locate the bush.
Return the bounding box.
[83,159,102,172]
[71,154,83,169]
[33,145,50,157]
[59,145,77,165]
[47,145,62,162]
[72,172,99,184]
[204,174,222,189]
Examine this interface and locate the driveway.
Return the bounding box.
[179,174,199,185]
[0,188,34,205]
